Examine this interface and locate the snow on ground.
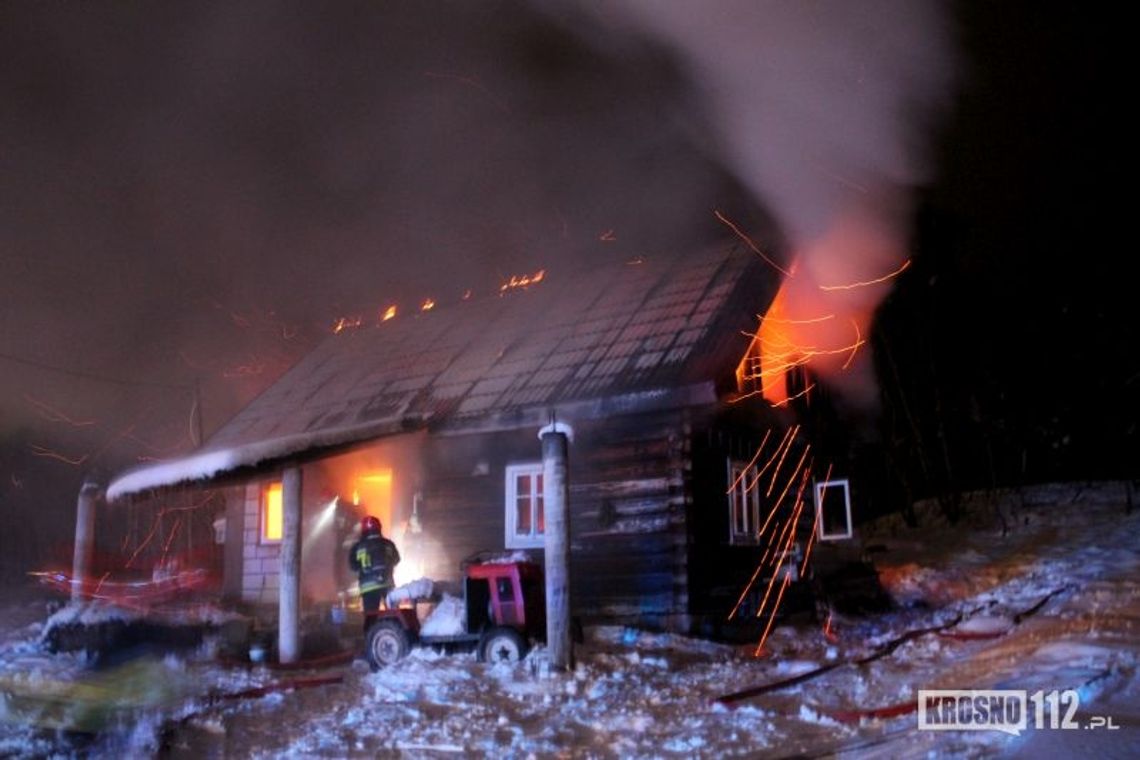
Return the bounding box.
[2,485,1139,758]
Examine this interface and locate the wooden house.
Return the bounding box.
[106,243,824,637]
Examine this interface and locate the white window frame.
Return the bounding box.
[505,463,545,549]
[815,478,853,541]
[727,459,761,544]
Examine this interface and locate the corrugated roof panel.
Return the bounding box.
[470,375,515,396]
[541,348,590,369]
[383,375,434,394]
[529,367,571,387]
[678,328,706,345]
[634,351,664,370]
[430,383,473,400]
[456,394,498,415]
[195,243,766,453]
[641,334,676,352]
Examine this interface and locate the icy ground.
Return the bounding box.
[2,489,1139,758]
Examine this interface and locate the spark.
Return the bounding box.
[769,447,812,513]
[765,425,801,497]
[421,298,436,312]
[725,428,772,494]
[770,382,816,408]
[23,394,97,427]
[381,305,398,322]
[713,210,792,277]
[746,425,798,494]
[178,350,210,370]
[121,429,194,456]
[751,498,803,623]
[599,229,617,242]
[125,493,220,568]
[800,463,833,576]
[753,313,836,325]
[29,445,88,466]
[819,165,869,194]
[822,612,838,643]
[728,516,784,621]
[751,505,800,628]
[841,319,864,370]
[223,359,266,378]
[752,499,807,656]
[423,69,510,114]
[462,289,473,300]
[818,258,912,291]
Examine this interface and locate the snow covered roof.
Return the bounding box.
[107,243,772,500]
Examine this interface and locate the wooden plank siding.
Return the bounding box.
[417,408,693,630]
[686,403,814,639]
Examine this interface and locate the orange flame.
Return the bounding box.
[742,211,907,407]
[499,269,546,294]
[420,298,435,312]
[381,304,397,322]
[332,315,364,334]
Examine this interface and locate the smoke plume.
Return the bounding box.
[589,0,957,408]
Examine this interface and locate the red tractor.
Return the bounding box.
[365,558,546,670]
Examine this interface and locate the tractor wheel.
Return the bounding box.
[479,626,527,664]
[366,619,411,671]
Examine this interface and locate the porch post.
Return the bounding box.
[279,465,303,664]
[71,477,101,603]
[540,421,574,671]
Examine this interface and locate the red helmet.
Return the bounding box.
[361,515,381,535]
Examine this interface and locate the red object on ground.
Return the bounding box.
[827,700,917,724]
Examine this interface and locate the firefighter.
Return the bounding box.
[348,514,401,631]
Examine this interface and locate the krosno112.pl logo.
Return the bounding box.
[918,690,1119,735]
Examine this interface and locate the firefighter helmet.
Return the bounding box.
[361,515,381,535]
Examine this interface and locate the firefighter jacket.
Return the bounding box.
[349,533,401,593]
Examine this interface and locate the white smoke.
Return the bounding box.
[572,0,958,407]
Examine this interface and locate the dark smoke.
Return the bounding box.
[1,1,766,577]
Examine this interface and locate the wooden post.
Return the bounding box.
[72,478,100,603]
[222,492,244,602]
[279,465,303,664]
[540,421,573,671]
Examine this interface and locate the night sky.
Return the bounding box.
[0,1,1131,572]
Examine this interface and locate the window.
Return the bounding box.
[728,459,760,544]
[815,478,853,540]
[262,482,283,543]
[505,463,544,548]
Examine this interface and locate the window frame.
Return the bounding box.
[505,462,545,549]
[814,478,853,541]
[727,459,761,545]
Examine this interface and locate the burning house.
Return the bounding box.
[104,242,846,648]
